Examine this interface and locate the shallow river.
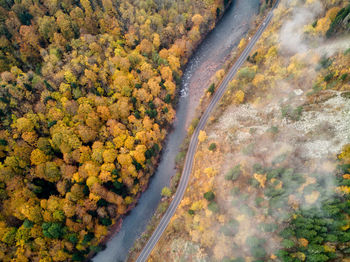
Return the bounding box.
[93,0,260,261]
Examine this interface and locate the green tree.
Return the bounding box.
[204,191,215,201]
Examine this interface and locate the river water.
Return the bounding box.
[93,0,259,261]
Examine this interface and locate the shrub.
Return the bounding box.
[71,252,85,261]
[324,72,335,82]
[220,219,239,236]
[161,186,172,197]
[340,73,348,81]
[259,223,277,233]
[208,83,215,94]
[231,187,240,196]
[42,222,63,239]
[66,233,78,244]
[238,67,256,81]
[175,151,185,166]
[281,105,303,121]
[82,232,94,244]
[89,245,103,253]
[225,165,241,181]
[231,258,245,262]
[99,217,112,226]
[282,239,295,249]
[246,236,266,258]
[242,143,254,155]
[204,191,215,201]
[208,143,217,151]
[241,206,255,217]
[255,197,264,207]
[246,236,266,249]
[208,202,219,213]
[267,126,278,134]
[251,247,266,259]
[318,56,332,69]
[326,4,350,38]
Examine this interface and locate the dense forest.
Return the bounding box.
[150,0,350,261]
[0,0,232,261]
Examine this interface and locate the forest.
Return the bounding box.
[0,0,232,261]
[150,0,350,261]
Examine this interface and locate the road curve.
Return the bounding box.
[136,1,280,261]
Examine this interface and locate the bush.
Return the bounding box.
[340,73,348,81]
[251,247,266,259]
[242,143,254,155]
[246,236,265,249]
[238,67,256,81]
[282,239,295,249]
[208,83,215,94]
[66,233,78,244]
[42,222,63,239]
[90,245,103,253]
[231,258,245,262]
[220,219,239,236]
[255,197,264,207]
[324,72,335,82]
[318,56,332,69]
[191,118,199,129]
[82,232,94,244]
[208,143,217,151]
[161,186,172,197]
[259,223,277,233]
[99,217,112,226]
[246,236,266,258]
[208,202,219,213]
[231,187,240,196]
[241,206,255,217]
[281,105,303,121]
[71,252,85,261]
[225,165,241,181]
[326,4,350,38]
[204,191,215,201]
[175,151,185,166]
[267,126,278,134]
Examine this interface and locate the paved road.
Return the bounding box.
[136,1,280,261]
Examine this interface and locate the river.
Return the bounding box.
[92,0,260,261]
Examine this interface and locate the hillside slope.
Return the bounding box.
[150,0,350,261]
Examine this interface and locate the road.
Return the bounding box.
[135,1,280,261]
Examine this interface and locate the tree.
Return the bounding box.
[198,130,207,142]
[207,83,215,94]
[246,236,266,259]
[225,165,241,181]
[161,187,171,197]
[38,16,57,41]
[208,143,216,151]
[192,14,204,27]
[30,149,48,165]
[204,191,215,201]
[42,222,63,239]
[220,219,239,236]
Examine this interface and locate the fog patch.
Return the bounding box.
[279,0,323,54]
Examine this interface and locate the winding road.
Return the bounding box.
[136,1,280,261]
